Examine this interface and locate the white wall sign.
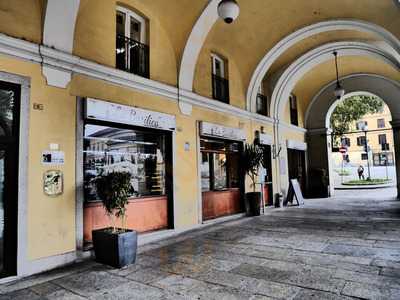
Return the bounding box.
[256,132,273,145]
[199,121,246,141]
[42,151,65,165]
[279,158,287,175]
[287,139,307,151]
[85,98,176,131]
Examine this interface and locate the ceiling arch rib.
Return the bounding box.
[177,0,219,114]
[247,19,400,113]
[324,91,383,129]
[179,0,219,91]
[42,0,80,88]
[305,74,400,130]
[269,41,400,121]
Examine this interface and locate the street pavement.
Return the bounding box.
[1,188,400,299]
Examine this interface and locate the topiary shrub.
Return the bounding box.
[95,172,132,232]
[242,143,264,192]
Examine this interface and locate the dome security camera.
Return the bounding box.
[217,0,240,24]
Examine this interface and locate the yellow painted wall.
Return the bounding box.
[0,0,44,43]
[193,42,246,109]
[282,98,305,128]
[0,55,76,260]
[74,0,177,86]
[0,52,281,259]
[0,0,362,264]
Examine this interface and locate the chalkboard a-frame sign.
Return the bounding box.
[284,179,305,206]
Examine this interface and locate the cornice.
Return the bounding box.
[0,33,303,133]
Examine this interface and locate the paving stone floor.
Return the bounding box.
[2,188,400,299]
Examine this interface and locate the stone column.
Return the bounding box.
[390,120,400,199]
[306,128,333,197]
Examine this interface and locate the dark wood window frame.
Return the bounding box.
[289,94,298,126]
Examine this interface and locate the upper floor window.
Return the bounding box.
[289,94,298,126]
[116,6,149,78]
[356,121,368,131]
[211,54,229,103]
[256,85,269,116]
[378,134,387,145]
[341,137,351,147]
[377,118,385,128]
[357,136,366,146]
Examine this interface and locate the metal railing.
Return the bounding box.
[116,34,150,78]
[256,93,269,116]
[212,74,229,104]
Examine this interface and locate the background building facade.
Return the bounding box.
[333,104,394,167]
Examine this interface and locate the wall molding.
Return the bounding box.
[278,121,308,133]
[0,33,289,132]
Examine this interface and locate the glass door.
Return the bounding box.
[0,80,20,278]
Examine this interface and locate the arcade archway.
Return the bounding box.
[305,74,400,197]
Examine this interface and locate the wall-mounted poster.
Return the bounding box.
[43,170,63,196]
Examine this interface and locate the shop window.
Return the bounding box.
[289,94,298,126]
[83,124,167,201]
[377,118,385,128]
[116,6,149,78]
[341,137,351,147]
[200,138,240,191]
[357,136,366,146]
[211,54,229,103]
[378,134,387,145]
[361,153,368,160]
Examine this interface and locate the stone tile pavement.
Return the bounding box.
[1,188,400,299]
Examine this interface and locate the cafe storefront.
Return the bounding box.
[81,98,175,243]
[199,122,245,221]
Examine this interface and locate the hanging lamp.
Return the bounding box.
[217,0,240,24]
[333,51,345,99]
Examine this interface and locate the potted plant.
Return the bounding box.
[92,171,137,268]
[242,143,264,216]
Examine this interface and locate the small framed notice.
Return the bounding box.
[43,170,63,197]
[42,151,65,165]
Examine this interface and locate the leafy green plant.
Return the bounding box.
[95,172,132,232]
[241,143,264,192]
[330,95,384,146]
[343,178,391,186]
[335,169,350,176]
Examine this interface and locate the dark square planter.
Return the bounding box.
[246,192,261,216]
[92,228,137,268]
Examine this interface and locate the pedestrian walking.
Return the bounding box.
[358,165,365,180]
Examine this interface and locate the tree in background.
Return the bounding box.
[330,94,384,146]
